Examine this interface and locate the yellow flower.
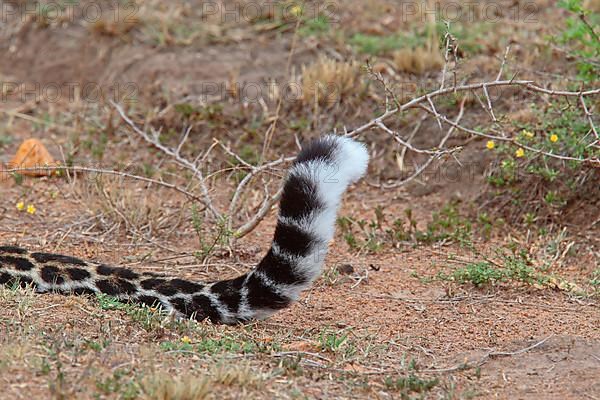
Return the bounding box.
[521,129,534,138]
[181,336,192,344]
[486,140,495,150]
[16,201,25,211]
[550,134,558,143]
[26,204,36,214]
[289,5,302,17]
[515,148,525,158]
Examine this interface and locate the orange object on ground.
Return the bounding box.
[1,138,57,181]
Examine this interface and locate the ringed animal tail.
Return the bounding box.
[0,135,369,324]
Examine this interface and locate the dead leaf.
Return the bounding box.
[283,340,318,352]
[342,363,371,373]
[6,138,56,178]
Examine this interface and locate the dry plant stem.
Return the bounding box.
[347,79,600,174]
[260,17,302,162]
[226,155,293,218]
[352,60,599,189]
[376,121,450,155]
[471,89,498,125]
[110,100,220,218]
[381,97,467,189]
[2,165,206,206]
[234,186,284,240]
[417,103,598,163]
[214,138,295,237]
[426,95,444,131]
[366,60,401,109]
[347,80,600,139]
[579,95,599,141]
[482,84,497,122]
[423,335,553,373]
[111,104,299,240]
[495,45,511,82]
[397,116,427,170]
[439,23,453,91]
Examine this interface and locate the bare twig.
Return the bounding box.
[439,21,456,91]
[496,45,511,81]
[110,100,220,218]
[351,54,599,190]
[366,60,401,109]
[381,97,467,189]
[1,165,207,206]
[234,186,284,239]
[375,121,449,155]
[227,155,294,236]
[579,95,599,140]
[397,115,427,171]
[482,84,497,122]
[425,95,444,131]
[423,335,553,373]
[417,103,599,164]
[346,80,600,140]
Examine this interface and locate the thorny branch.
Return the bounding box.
[109,101,297,242]
[380,97,467,189]
[347,46,599,189]
[105,44,598,238]
[14,48,594,242]
[110,100,221,218]
[346,80,600,139]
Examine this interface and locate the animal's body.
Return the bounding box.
[0,135,368,324]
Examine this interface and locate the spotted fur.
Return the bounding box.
[0,135,369,324]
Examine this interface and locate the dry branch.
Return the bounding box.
[423,335,553,373]
[347,80,600,139]
[94,46,599,240]
[380,97,467,189]
[109,101,299,242]
[347,45,600,189]
[110,100,220,218]
[1,165,207,206]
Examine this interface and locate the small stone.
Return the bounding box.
[337,264,354,275]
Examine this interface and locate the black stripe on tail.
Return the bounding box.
[1,135,368,324]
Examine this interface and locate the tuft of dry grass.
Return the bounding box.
[392,46,444,75]
[141,374,211,400]
[301,57,363,106]
[392,15,443,75]
[212,364,264,389]
[139,364,264,400]
[86,1,141,37]
[584,0,600,12]
[90,15,139,38]
[72,175,183,236]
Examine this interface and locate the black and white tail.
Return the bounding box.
[0,135,369,324]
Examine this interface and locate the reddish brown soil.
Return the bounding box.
[1,1,599,399]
